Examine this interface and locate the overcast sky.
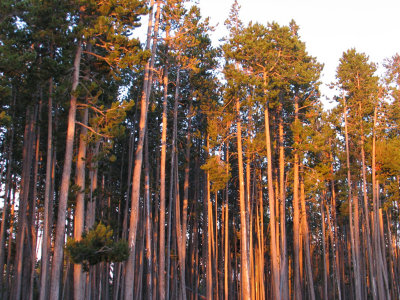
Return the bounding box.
[197,0,400,101]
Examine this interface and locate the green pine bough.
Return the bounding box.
[66,223,129,271]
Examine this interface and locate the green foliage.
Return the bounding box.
[66,223,129,271]
[0,111,11,128]
[376,138,400,176]
[201,155,231,192]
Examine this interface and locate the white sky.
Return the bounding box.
[197,0,400,102]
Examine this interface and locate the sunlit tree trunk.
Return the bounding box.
[159,62,169,300]
[49,40,81,299]
[73,106,88,300]
[236,99,251,299]
[224,146,230,300]
[205,136,213,300]
[321,192,328,300]
[0,107,14,297]
[28,99,42,300]
[13,107,36,300]
[125,1,160,298]
[264,103,280,299]
[293,98,302,300]
[329,141,342,300]
[278,103,288,300]
[342,97,362,300]
[300,165,315,300]
[39,78,53,300]
[144,131,153,300]
[358,102,378,300]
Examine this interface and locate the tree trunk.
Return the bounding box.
[358,102,378,300]
[205,137,213,300]
[329,141,342,300]
[0,110,14,297]
[224,146,230,300]
[300,166,315,300]
[49,40,82,299]
[125,1,160,297]
[264,104,280,299]
[13,107,36,300]
[144,131,153,300]
[39,78,53,300]
[321,193,328,300]
[73,106,88,300]
[278,104,288,300]
[28,99,42,300]
[293,98,302,300]
[236,99,251,299]
[159,62,169,300]
[342,96,362,300]
[4,187,15,300]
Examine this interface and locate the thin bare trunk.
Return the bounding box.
[49,40,82,299]
[321,194,328,300]
[342,96,362,300]
[39,78,53,300]
[359,102,377,300]
[175,99,192,300]
[329,142,342,300]
[145,132,153,300]
[224,146,230,300]
[236,99,251,299]
[125,1,160,298]
[167,66,181,300]
[73,106,88,300]
[293,98,301,300]
[278,104,288,300]
[0,114,14,296]
[159,62,169,300]
[300,166,315,300]
[264,104,280,299]
[13,107,36,300]
[28,99,42,300]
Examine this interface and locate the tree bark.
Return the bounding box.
[124,1,160,297]
[49,41,81,299]
[293,98,302,300]
[39,78,53,300]
[264,104,280,299]
[159,62,169,300]
[205,137,213,300]
[300,166,315,300]
[358,102,378,300]
[236,99,251,299]
[73,106,88,300]
[0,108,14,297]
[278,103,288,300]
[321,193,328,300]
[342,96,362,300]
[13,107,36,300]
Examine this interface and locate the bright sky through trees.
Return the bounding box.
[198,0,400,102]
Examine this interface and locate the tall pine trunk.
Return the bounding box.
[73,106,88,300]
[125,1,160,297]
[293,98,302,300]
[278,104,288,300]
[300,165,315,300]
[264,104,280,299]
[342,97,362,300]
[39,78,53,300]
[236,99,251,299]
[159,62,169,300]
[13,107,36,300]
[49,40,82,299]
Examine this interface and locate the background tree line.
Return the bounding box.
[0,0,400,299]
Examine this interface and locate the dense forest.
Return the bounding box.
[1,0,400,299]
